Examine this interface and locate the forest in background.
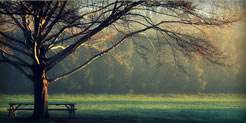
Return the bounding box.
[1,19,245,94]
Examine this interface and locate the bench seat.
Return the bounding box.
[8,103,77,118]
[8,108,78,110]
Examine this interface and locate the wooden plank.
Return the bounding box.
[9,103,76,105]
[48,103,76,105]
[8,108,34,110]
[48,109,77,110]
[8,102,33,105]
[8,108,77,110]
[8,103,77,119]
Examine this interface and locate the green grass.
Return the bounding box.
[0,94,246,123]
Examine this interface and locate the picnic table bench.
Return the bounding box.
[8,102,76,118]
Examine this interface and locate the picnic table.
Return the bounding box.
[8,102,76,118]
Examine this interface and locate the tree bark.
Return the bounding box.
[32,65,49,119]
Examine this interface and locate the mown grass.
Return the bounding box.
[0,94,246,123]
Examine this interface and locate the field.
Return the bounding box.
[0,94,246,123]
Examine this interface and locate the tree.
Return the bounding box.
[0,0,241,119]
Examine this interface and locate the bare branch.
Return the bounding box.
[40,1,67,42]
[46,1,144,71]
[0,39,31,57]
[0,50,32,80]
[0,48,31,67]
[48,24,152,84]
[41,2,59,31]
[9,14,25,31]
[0,32,28,49]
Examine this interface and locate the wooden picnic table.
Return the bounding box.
[8,102,76,118]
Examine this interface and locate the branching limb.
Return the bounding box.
[48,24,153,84]
[45,1,144,71]
[0,50,32,80]
[41,2,59,32]
[0,31,28,49]
[40,1,67,42]
[8,14,25,31]
[0,39,31,57]
[0,49,31,67]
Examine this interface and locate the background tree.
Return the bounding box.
[0,0,241,119]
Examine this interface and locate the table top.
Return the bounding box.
[9,102,76,105]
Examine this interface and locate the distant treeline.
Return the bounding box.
[1,48,245,94]
[0,31,245,94]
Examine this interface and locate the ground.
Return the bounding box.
[0,94,245,123]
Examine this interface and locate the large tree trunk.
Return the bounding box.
[32,65,49,119]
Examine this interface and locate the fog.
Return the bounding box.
[0,1,245,94]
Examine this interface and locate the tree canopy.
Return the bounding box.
[0,1,241,85]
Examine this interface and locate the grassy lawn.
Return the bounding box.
[0,94,246,123]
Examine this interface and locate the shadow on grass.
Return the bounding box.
[0,110,202,123]
[1,108,246,123]
[0,117,197,123]
[1,98,246,123]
